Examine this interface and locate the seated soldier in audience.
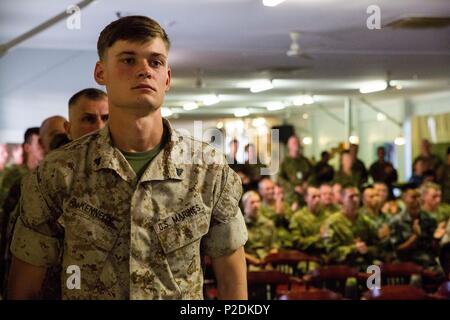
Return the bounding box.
[421,182,450,224]
[360,185,392,229]
[290,186,329,256]
[258,178,293,248]
[332,182,343,207]
[242,191,278,267]
[319,183,340,215]
[389,184,439,269]
[360,185,394,261]
[321,186,379,269]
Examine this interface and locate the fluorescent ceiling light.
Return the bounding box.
[394,136,405,146]
[252,117,266,127]
[359,81,388,94]
[302,137,312,145]
[161,107,173,117]
[234,109,250,117]
[294,95,314,106]
[250,80,273,93]
[349,135,360,144]
[183,102,198,111]
[266,102,285,111]
[202,94,221,106]
[377,113,387,121]
[303,95,315,104]
[293,98,304,106]
[263,0,286,7]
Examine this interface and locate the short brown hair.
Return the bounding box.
[68,88,107,109]
[97,16,171,60]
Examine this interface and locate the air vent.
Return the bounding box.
[386,17,450,29]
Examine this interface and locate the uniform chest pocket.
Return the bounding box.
[154,204,210,254]
[63,208,120,262]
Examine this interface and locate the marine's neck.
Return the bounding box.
[109,107,164,153]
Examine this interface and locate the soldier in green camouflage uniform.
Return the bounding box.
[8,16,248,300]
[321,186,379,269]
[420,182,450,223]
[290,186,329,255]
[0,128,43,296]
[389,186,438,268]
[242,191,277,263]
[319,184,341,216]
[277,136,313,206]
[258,178,294,249]
[359,186,394,262]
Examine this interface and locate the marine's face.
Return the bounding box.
[333,184,343,205]
[403,189,421,213]
[244,194,261,217]
[68,96,109,140]
[374,184,388,204]
[423,188,441,211]
[363,188,380,209]
[25,134,44,163]
[259,180,275,202]
[95,38,171,116]
[320,185,333,206]
[306,187,321,213]
[343,188,360,211]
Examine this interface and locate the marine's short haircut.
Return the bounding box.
[68,88,107,109]
[97,15,171,60]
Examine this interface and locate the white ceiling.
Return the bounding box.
[0,0,450,118]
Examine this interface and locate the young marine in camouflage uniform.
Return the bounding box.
[289,186,329,255]
[242,191,278,264]
[258,178,294,248]
[321,186,379,269]
[8,16,248,300]
[389,186,438,268]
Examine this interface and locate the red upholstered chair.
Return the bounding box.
[362,285,428,300]
[263,250,321,276]
[380,262,423,285]
[280,288,343,300]
[308,265,359,299]
[247,270,293,300]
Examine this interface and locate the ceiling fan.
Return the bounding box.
[286,31,314,60]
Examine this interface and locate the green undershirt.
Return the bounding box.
[121,142,163,180]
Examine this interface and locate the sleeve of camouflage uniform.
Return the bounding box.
[289,212,321,251]
[388,216,408,251]
[10,163,64,267]
[202,164,248,258]
[322,217,356,263]
[277,160,290,190]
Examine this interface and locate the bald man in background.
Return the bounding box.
[39,116,67,155]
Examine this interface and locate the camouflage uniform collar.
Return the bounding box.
[92,118,185,182]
